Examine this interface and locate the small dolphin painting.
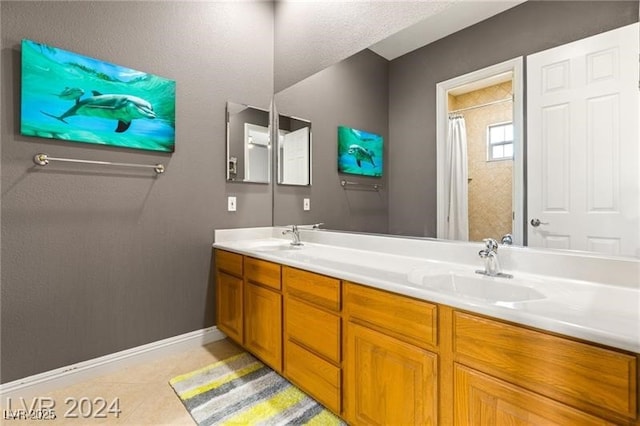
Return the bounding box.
[21,39,175,152]
[338,125,383,177]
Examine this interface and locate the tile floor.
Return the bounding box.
[2,339,244,425]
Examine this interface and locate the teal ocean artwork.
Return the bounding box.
[21,39,176,153]
[337,125,383,177]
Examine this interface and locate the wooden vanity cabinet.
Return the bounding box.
[283,267,342,414]
[214,251,283,372]
[214,249,244,344]
[215,250,640,425]
[243,257,282,373]
[344,282,439,425]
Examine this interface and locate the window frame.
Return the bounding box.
[486,121,514,162]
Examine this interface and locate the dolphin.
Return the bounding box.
[348,144,376,168]
[55,87,85,104]
[41,91,155,133]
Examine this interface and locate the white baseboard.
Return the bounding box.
[0,326,226,401]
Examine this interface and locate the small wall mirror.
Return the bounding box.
[277,114,311,186]
[226,102,271,183]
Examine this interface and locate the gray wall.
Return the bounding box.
[274,49,389,233]
[388,0,639,237]
[1,1,273,383]
[273,1,455,92]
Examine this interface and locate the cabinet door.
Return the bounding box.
[244,282,282,372]
[454,364,615,426]
[345,322,437,425]
[216,271,243,344]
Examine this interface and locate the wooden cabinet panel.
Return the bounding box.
[454,311,637,420]
[283,266,341,311]
[285,340,341,414]
[344,282,438,349]
[454,364,615,426]
[244,282,282,372]
[245,257,281,290]
[216,270,243,344]
[215,249,243,277]
[345,322,437,426]
[285,297,341,364]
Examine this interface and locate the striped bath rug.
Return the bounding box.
[169,352,345,425]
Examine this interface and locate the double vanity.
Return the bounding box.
[213,227,639,425]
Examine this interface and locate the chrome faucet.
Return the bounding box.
[283,225,303,246]
[476,238,512,278]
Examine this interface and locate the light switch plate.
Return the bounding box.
[303,198,310,211]
[228,196,237,212]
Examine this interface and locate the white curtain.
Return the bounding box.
[445,114,469,241]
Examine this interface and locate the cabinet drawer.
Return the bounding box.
[245,257,281,290]
[344,282,438,349]
[215,249,243,277]
[285,297,341,364]
[454,311,637,420]
[285,340,341,414]
[283,267,341,311]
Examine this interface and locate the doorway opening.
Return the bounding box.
[436,57,524,245]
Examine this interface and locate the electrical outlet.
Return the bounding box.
[227,196,237,212]
[303,198,310,211]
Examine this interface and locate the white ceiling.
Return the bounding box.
[369,0,527,61]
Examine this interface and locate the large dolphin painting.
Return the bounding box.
[21,39,176,153]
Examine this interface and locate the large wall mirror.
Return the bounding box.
[278,113,311,186]
[226,102,271,183]
[272,1,639,258]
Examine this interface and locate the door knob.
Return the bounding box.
[530,218,549,227]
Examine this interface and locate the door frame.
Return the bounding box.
[435,57,524,245]
[244,122,270,182]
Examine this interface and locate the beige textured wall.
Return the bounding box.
[449,81,513,241]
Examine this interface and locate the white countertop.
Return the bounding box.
[213,227,640,353]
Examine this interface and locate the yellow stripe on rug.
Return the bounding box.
[220,385,306,425]
[169,352,249,385]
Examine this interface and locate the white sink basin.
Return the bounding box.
[407,269,546,303]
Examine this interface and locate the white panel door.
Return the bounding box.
[527,23,639,257]
[281,127,310,185]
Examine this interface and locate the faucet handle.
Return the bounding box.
[312,223,324,229]
[483,238,499,251]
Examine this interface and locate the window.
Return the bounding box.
[487,122,514,161]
